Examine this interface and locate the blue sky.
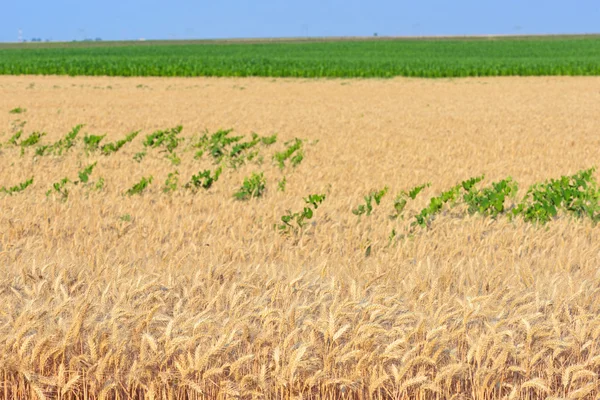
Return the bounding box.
[2,0,599,42]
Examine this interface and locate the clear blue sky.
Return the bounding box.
[2,0,599,42]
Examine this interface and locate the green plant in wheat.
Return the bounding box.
[185,167,222,191]
[234,172,266,200]
[7,131,22,146]
[7,130,45,155]
[166,152,181,166]
[126,176,153,196]
[35,124,84,156]
[45,163,98,200]
[46,178,70,201]
[133,151,147,163]
[6,120,27,146]
[413,176,484,228]
[278,176,287,192]
[227,133,262,168]
[193,128,243,161]
[9,107,26,114]
[50,124,83,155]
[163,171,179,193]
[273,138,304,169]
[353,187,388,217]
[83,133,106,153]
[511,167,600,223]
[94,177,105,191]
[1,177,33,195]
[144,125,183,152]
[278,194,326,233]
[463,177,518,218]
[75,162,97,185]
[20,131,46,148]
[100,130,139,155]
[390,182,430,220]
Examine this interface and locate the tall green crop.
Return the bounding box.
[2,37,600,78]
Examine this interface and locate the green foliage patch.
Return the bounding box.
[1,177,33,195]
[353,187,388,217]
[3,37,600,78]
[234,172,266,200]
[278,194,326,233]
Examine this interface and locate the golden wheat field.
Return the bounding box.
[2,75,600,399]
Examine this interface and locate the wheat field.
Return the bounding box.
[1,76,600,399]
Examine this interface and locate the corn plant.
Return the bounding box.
[413,176,484,228]
[4,38,600,78]
[278,176,287,192]
[133,151,147,163]
[229,133,261,158]
[163,171,179,193]
[7,131,22,146]
[463,177,518,218]
[234,172,266,200]
[261,134,277,145]
[36,124,84,156]
[274,138,304,169]
[54,124,83,154]
[193,129,244,162]
[100,130,139,155]
[9,107,26,114]
[144,126,183,153]
[166,152,181,166]
[76,162,97,184]
[83,133,106,152]
[46,178,70,201]
[353,187,388,217]
[390,182,430,219]
[511,168,600,223]
[278,193,326,233]
[185,167,222,191]
[125,176,153,196]
[1,177,33,195]
[94,177,105,191]
[20,131,45,148]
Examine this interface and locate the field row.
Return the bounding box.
[2,37,600,77]
[3,121,600,245]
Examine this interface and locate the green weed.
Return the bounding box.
[7,131,22,146]
[46,177,70,201]
[353,187,388,217]
[278,176,287,192]
[413,176,484,227]
[274,138,303,169]
[133,151,147,163]
[100,130,139,155]
[234,172,266,200]
[278,193,326,233]
[83,133,106,152]
[463,177,518,218]
[9,107,26,114]
[163,171,179,193]
[125,176,153,196]
[185,167,222,191]
[511,168,600,223]
[1,177,33,195]
[144,126,184,153]
[36,124,84,155]
[76,162,97,184]
[390,183,430,219]
[20,132,46,147]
